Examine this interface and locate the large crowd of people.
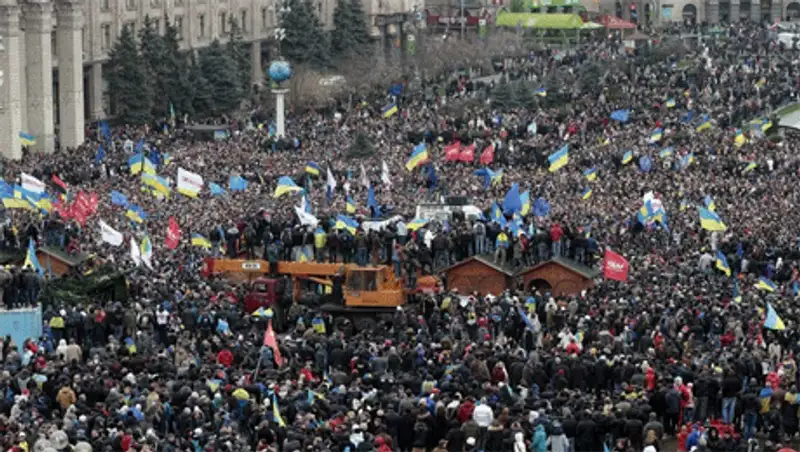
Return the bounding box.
[0,20,800,452]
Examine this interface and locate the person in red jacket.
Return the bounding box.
[457,397,475,424]
[550,223,563,257]
[217,348,233,368]
[645,367,657,392]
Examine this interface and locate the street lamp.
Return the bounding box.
[272,0,291,57]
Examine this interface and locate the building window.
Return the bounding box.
[126,0,136,11]
[261,7,268,30]
[82,26,87,56]
[240,9,247,33]
[175,0,184,6]
[174,16,183,40]
[219,12,227,35]
[125,20,136,35]
[150,0,161,7]
[101,0,110,11]
[50,31,56,57]
[198,14,206,38]
[102,23,112,50]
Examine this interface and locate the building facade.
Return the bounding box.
[0,0,417,159]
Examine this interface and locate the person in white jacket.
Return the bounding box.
[513,431,526,452]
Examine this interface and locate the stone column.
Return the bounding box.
[771,0,782,21]
[750,1,761,21]
[56,0,84,149]
[272,88,287,137]
[0,0,23,159]
[730,0,740,22]
[251,40,263,86]
[707,0,720,23]
[89,62,104,119]
[23,0,54,154]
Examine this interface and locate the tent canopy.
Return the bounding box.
[495,12,585,29]
[598,14,637,29]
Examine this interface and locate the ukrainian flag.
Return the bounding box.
[743,162,757,174]
[19,132,36,146]
[680,153,695,169]
[24,239,43,276]
[406,218,429,231]
[126,204,147,223]
[272,395,287,427]
[659,147,674,159]
[305,161,321,177]
[666,98,677,108]
[548,145,569,172]
[756,277,777,292]
[382,103,398,118]
[274,176,302,198]
[491,169,503,187]
[698,207,726,231]
[755,77,767,89]
[583,168,597,181]
[715,251,731,277]
[622,151,633,165]
[704,195,716,212]
[142,173,171,197]
[405,143,428,171]
[520,191,531,216]
[335,215,359,235]
[128,154,156,175]
[535,88,547,97]
[696,116,712,132]
[1,194,29,209]
[764,303,786,330]
[581,187,593,200]
[679,199,691,211]
[734,129,747,148]
[761,118,773,132]
[191,234,212,248]
[346,195,356,214]
[648,128,663,144]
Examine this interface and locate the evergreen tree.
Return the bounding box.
[106,25,153,124]
[226,17,252,94]
[187,53,214,117]
[138,16,168,118]
[331,0,372,60]
[198,40,243,115]
[347,0,373,52]
[281,0,329,67]
[162,16,192,118]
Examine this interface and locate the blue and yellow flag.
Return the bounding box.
[666,98,676,108]
[346,195,356,214]
[647,128,663,143]
[272,395,287,427]
[520,191,531,216]
[704,195,716,212]
[756,277,777,293]
[548,145,569,172]
[381,103,398,118]
[733,280,742,303]
[622,151,633,165]
[698,207,726,231]
[406,218,428,231]
[696,115,712,132]
[19,132,36,146]
[535,87,547,97]
[128,154,156,175]
[734,129,747,147]
[142,173,171,197]
[405,143,428,171]
[274,176,302,198]
[715,251,731,277]
[581,187,593,200]
[583,168,597,181]
[764,303,785,330]
[743,162,757,174]
[659,147,674,159]
[24,239,43,276]
[305,161,321,176]
[335,215,359,235]
[191,234,212,248]
[126,204,147,223]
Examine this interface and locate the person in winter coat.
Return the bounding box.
[531,423,547,452]
[512,431,526,452]
[483,420,506,452]
[547,421,569,452]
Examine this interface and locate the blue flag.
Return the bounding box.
[111,190,128,207]
[502,183,522,215]
[610,109,630,122]
[95,145,105,164]
[533,197,550,217]
[209,182,226,196]
[229,175,248,191]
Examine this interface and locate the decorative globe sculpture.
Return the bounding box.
[268,60,293,84]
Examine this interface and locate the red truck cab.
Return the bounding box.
[243,277,281,314]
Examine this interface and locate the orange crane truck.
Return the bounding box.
[200,257,440,330]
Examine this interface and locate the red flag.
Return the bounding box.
[444,142,461,161]
[70,192,97,226]
[459,144,475,163]
[263,319,283,366]
[51,174,68,192]
[165,216,182,250]
[479,144,495,165]
[603,248,630,281]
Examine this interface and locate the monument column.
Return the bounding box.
[56,0,84,149]
[23,0,54,153]
[89,62,104,119]
[0,0,23,159]
[251,40,263,86]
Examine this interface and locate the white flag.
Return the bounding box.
[360,164,370,189]
[294,206,319,227]
[99,220,123,247]
[176,167,204,198]
[21,172,45,194]
[130,237,142,266]
[381,161,392,187]
[326,167,337,193]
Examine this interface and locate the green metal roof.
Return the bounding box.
[495,13,585,30]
